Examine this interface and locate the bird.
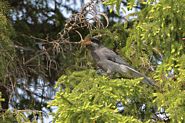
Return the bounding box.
[81,36,157,87]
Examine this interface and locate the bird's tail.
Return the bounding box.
[120,65,157,87]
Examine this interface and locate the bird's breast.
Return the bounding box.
[91,50,103,62]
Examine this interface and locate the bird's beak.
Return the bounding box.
[80,38,92,46]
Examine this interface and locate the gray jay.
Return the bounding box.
[81,37,157,87]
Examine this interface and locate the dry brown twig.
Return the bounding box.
[23,1,109,54]
[10,1,109,86]
[55,0,109,49]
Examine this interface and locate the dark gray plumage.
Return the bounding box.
[82,37,156,87]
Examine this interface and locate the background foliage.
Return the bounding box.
[50,0,185,122]
[0,0,184,122]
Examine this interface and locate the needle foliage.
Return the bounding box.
[50,0,185,122]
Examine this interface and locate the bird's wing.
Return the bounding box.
[99,47,129,65]
[97,59,156,87]
[96,47,158,87]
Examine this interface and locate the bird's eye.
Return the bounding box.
[91,37,100,44]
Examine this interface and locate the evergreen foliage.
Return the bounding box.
[49,70,150,122]
[123,1,185,121]
[0,0,184,122]
[0,0,15,81]
[50,0,185,122]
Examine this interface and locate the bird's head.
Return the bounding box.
[81,37,101,48]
